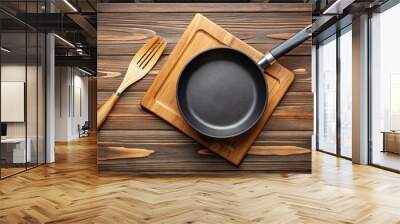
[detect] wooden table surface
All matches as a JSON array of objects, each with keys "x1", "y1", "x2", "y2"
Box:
[{"x1": 97, "y1": 3, "x2": 312, "y2": 174}]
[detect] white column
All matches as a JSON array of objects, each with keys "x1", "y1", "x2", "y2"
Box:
[
  {"x1": 352, "y1": 14, "x2": 369, "y2": 164},
  {"x1": 46, "y1": 32, "x2": 55, "y2": 163},
  {"x1": 45, "y1": 1, "x2": 56, "y2": 163},
  {"x1": 312, "y1": 45, "x2": 317, "y2": 150}
]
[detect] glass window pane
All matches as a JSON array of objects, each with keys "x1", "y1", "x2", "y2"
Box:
[
  {"x1": 1, "y1": 0, "x2": 46, "y2": 179},
  {"x1": 1, "y1": 9, "x2": 27, "y2": 177},
  {"x1": 317, "y1": 36, "x2": 337, "y2": 154},
  {"x1": 26, "y1": 0, "x2": 39, "y2": 169},
  {"x1": 38, "y1": 32, "x2": 45, "y2": 165},
  {"x1": 340, "y1": 27, "x2": 352, "y2": 158},
  {"x1": 27, "y1": 30, "x2": 38, "y2": 169},
  {"x1": 371, "y1": 3, "x2": 400, "y2": 171}
]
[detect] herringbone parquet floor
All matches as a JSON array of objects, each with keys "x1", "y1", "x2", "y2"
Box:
[{"x1": 1, "y1": 136, "x2": 400, "y2": 224}]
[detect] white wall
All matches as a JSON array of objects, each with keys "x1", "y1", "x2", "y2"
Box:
[
  {"x1": 55, "y1": 66, "x2": 69, "y2": 141},
  {"x1": 71, "y1": 73, "x2": 89, "y2": 138},
  {"x1": 1, "y1": 65, "x2": 28, "y2": 138},
  {"x1": 54, "y1": 67, "x2": 89, "y2": 141},
  {"x1": 1, "y1": 63, "x2": 46, "y2": 164}
]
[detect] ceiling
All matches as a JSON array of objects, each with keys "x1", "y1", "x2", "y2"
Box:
[
  {"x1": 0, "y1": 0, "x2": 96, "y2": 14},
  {"x1": 2, "y1": 0, "x2": 389, "y2": 71},
  {"x1": 0, "y1": 0, "x2": 96, "y2": 73}
]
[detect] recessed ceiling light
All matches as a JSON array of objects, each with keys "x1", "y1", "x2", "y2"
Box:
[
  {"x1": 323, "y1": 0, "x2": 355, "y2": 15},
  {"x1": 63, "y1": 0, "x2": 78, "y2": 12},
  {"x1": 78, "y1": 67, "x2": 94, "y2": 76},
  {"x1": 1, "y1": 47, "x2": 11, "y2": 53},
  {"x1": 54, "y1": 34, "x2": 75, "y2": 48}
]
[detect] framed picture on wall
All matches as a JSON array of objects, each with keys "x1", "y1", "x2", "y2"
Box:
[{"x1": 1, "y1": 81, "x2": 25, "y2": 122}]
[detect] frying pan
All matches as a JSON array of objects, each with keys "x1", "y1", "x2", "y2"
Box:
[{"x1": 177, "y1": 25, "x2": 311, "y2": 139}]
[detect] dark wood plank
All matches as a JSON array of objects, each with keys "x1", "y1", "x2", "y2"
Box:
[
  {"x1": 98, "y1": 3, "x2": 312, "y2": 13},
  {"x1": 97, "y1": 143, "x2": 311, "y2": 173},
  {"x1": 98, "y1": 12, "x2": 311, "y2": 45},
  {"x1": 98, "y1": 130, "x2": 312, "y2": 150},
  {"x1": 97, "y1": 133, "x2": 311, "y2": 173}
]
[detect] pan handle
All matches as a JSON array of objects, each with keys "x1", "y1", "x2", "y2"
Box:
[{"x1": 258, "y1": 25, "x2": 312, "y2": 69}]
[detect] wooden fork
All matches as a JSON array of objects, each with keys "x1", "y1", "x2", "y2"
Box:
[{"x1": 97, "y1": 36, "x2": 167, "y2": 129}]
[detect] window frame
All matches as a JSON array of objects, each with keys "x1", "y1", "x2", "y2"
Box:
[
  {"x1": 315, "y1": 22, "x2": 353, "y2": 160},
  {"x1": 367, "y1": 0, "x2": 400, "y2": 173},
  {"x1": 0, "y1": 0, "x2": 48, "y2": 180}
]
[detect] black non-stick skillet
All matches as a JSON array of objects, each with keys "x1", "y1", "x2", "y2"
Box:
[{"x1": 177, "y1": 25, "x2": 311, "y2": 139}]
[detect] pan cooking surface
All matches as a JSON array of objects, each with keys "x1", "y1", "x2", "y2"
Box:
[
  {"x1": 186, "y1": 60, "x2": 256, "y2": 127},
  {"x1": 177, "y1": 48, "x2": 267, "y2": 138}
]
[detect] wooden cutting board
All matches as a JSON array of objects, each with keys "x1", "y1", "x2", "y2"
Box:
[{"x1": 141, "y1": 14, "x2": 295, "y2": 165}]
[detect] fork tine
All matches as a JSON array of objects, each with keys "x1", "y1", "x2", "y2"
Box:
[
  {"x1": 125, "y1": 36, "x2": 160, "y2": 74},
  {"x1": 139, "y1": 40, "x2": 164, "y2": 69},
  {"x1": 137, "y1": 38, "x2": 162, "y2": 66},
  {"x1": 131, "y1": 36, "x2": 160, "y2": 64},
  {"x1": 141, "y1": 40, "x2": 167, "y2": 71}
]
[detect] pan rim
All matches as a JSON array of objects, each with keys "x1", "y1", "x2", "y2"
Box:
[{"x1": 176, "y1": 47, "x2": 268, "y2": 139}]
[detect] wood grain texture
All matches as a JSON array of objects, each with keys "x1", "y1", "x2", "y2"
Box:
[
  {"x1": 198, "y1": 146, "x2": 311, "y2": 156},
  {"x1": 97, "y1": 12, "x2": 310, "y2": 45},
  {"x1": 98, "y1": 3, "x2": 311, "y2": 13},
  {"x1": 97, "y1": 3, "x2": 312, "y2": 173},
  {"x1": 98, "y1": 147, "x2": 155, "y2": 161},
  {"x1": 141, "y1": 14, "x2": 295, "y2": 165}
]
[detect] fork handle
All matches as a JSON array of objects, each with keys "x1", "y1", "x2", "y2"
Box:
[{"x1": 97, "y1": 93, "x2": 120, "y2": 129}]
